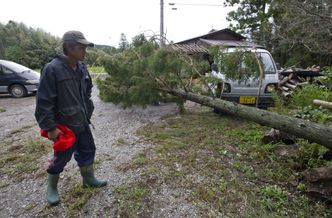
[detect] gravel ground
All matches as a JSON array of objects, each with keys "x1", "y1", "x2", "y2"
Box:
[{"x1": 0, "y1": 88, "x2": 199, "y2": 217}]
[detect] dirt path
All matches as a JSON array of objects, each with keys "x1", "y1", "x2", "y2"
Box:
[{"x1": 0, "y1": 88, "x2": 187, "y2": 217}]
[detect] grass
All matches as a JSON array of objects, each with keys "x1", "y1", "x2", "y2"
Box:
[
  {"x1": 64, "y1": 184, "x2": 100, "y2": 218},
  {"x1": 0, "y1": 106, "x2": 5, "y2": 113},
  {"x1": 114, "y1": 183, "x2": 151, "y2": 217},
  {"x1": 10, "y1": 124, "x2": 35, "y2": 135},
  {"x1": 114, "y1": 137, "x2": 127, "y2": 146},
  {"x1": 113, "y1": 108, "x2": 332, "y2": 217},
  {"x1": 0, "y1": 138, "x2": 51, "y2": 181}
]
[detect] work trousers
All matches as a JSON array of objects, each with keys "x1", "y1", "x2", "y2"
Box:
[{"x1": 47, "y1": 125, "x2": 96, "y2": 174}]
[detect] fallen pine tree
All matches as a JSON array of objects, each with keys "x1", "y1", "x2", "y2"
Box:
[
  {"x1": 97, "y1": 38, "x2": 332, "y2": 149},
  {"x1": 165, "y1": 88, "x2": 332, "y2": 149}
]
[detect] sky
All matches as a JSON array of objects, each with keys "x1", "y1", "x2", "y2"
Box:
[{"x1": 0, "y1": 0, "x2": 235, "y2": 47}]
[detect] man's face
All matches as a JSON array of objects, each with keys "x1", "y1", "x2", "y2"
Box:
[{"x1": 68, "y1": 44, "x2": 87, "y2": 61}]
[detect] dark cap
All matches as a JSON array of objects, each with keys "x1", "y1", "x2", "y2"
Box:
[{"x1": 62, "y1": 30, "x2": 94, "y2": 47}]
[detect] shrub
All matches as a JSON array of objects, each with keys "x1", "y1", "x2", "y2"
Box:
[{"x1": 290, "y1": 84, "x2": 332, "y2": 108}]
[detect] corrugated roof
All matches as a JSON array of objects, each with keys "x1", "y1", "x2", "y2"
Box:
[
  {"x1": 175, "y1": 28, "x2": 246, "y2": 44},
  {"x1": 199, "y1": 39, "x2": 264, "y2": 48},
  {"x1": 171, "y1": 43, "x2": 209, "y2": 53},
  {"x1": 171, "y1": 39, "x2": 264, "y2": 54}
]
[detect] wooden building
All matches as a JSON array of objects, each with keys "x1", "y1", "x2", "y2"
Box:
[{"x1": 172, "y1": 28, "x2": 263, "y2": 55}]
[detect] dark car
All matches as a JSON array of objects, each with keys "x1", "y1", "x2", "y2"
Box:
[{"x1": 0, "y1": 60, "x2": 40, "y2": 98}]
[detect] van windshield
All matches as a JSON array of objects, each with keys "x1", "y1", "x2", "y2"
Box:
[
  {"x1": 257, "y1": 52, "x2": 276, "y2": 74},
  {"x1": 215, "y1": 49, "x2": 276, "y2": 81}
]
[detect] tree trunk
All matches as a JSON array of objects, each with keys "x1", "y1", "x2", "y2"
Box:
[{"x1": 166, "y1": 88, "x2": 332, "y2": 148}]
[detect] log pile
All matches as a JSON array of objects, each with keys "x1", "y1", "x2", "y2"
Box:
[
  {"x1": 313, "y1": 99, "x2": 332, "y2": 111},
  {"x1": 277, "y1": 66, "x2": 322, "y2": 97}
]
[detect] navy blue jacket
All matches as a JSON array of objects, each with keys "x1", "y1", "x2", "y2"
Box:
[{"x1": 35, "y1": 55, "x2": 94, "y2": 134}]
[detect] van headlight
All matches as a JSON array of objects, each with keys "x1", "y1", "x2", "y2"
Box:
[
  {"x1": 265, "y1": 84, "x2": 277, "y2": 93},
  {"x1": 223, "y1": 83, "x2": 231, "y2": 93}
]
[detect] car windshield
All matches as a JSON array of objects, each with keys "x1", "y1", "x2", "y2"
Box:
[{"x1": 0, "y1": 61, "x2": 31, "y2": 73}]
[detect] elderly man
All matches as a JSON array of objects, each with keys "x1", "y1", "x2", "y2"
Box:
[{"x1": 35, "y1": 30, "x2": 107, "y2": 206}]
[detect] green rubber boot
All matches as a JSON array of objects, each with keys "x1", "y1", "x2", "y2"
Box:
[
  {"x1": 47, "y1": 174, "x2": 60, "y2": 206},
  {"x1": 79, "y1": 165, "x2": 107, "y2": 188}
]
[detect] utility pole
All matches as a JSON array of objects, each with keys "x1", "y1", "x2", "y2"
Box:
[{"x1": 160, "y1": 0, "x2": 165, "y2": 47}]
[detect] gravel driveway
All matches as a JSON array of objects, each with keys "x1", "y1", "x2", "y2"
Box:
[{"x1": 0, "y1": 88, "x2": 185, "y2": 217}]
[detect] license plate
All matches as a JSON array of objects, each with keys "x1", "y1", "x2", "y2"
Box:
[{"x1": 239, "y1": 96, "x2": 256, "y2": 104}]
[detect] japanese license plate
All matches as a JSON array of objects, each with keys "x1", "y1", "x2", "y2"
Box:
[{"x1": 239, "y1": 96, "x2": 256, "y2": 104}]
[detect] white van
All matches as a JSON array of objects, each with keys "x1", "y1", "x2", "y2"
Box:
[{"x1": 209, "y1": 47, "x2": 279, "y2": 109}]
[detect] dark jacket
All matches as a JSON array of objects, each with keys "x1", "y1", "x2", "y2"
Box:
[{"x1": 35, "y1": 55, "x2": 94, "y2": 134}]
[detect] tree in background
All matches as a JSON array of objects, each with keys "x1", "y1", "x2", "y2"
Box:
[
  {"x1": 0, "y1": 21, "x2": 60, "y2": 69},
  {"x1": 271, "y1": 0, "x2": 332, "y2": 66},
  {"x1": 224, "y1": 0, "x2": 332, "y2": 67},
  {"x1": 224, "y1": 0, "x2": 273, "y2": 49},
  {"x1": 0, "y1": 21, "x2": 116, "y2": 69},
  {"x1": 118, "y1": 33, "x2": 129, "y2": 52}
]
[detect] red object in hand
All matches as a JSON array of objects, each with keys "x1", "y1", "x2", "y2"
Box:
[{"x1": 40, "y1": 124, "x2": 76, "y2": 152}]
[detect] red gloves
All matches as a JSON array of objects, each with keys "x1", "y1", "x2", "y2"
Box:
[{"x1": 40, "y1": 124, "x2": 76, "y2": 152}]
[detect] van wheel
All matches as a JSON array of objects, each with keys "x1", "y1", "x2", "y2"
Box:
[{"x1": 9, "y1": 84, "x2": 27, "y2": 98}]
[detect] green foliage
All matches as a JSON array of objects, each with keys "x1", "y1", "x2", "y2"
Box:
[
  {"x1": 257, "y1": 185, "x2": 289, "y2": 215},
  {"x1": 298, "y1": 140, "x2": 329, "y2": 168},
  {"x1": 272, "y1": 83, "x2": 332, "y2": 125},
  {"x1": 290, "y1": 84, "x2": 332, "y2": 108},
  {"x1": 318, "y1": 66, "x2": 332, "y2": 90},
  {"x1": 97, "y1": 35, "x2": 209, "y2": 109},
  {"x1": 224, "y1": 0, "x2": 273, "y2": 48},
  {"x1": 0, "y1": 20, "x2": 116, "y2": 69},
  {"x1": 294, "y1": 106, "x2": 331, "y2": 124},
  {"x1": 97, "y1": 35, "x2": 269, "y2": 109},
  {"x1": 224, "y1": 1, "x2": 332, "y2": 67},
  {"x1": 215, "y1": 48, "x2": 261, "y2": 82},
  {"x1": 0, "y1": 21, "x2": 61, "y2": 68},
  {"x1": 88, "y1": 65, "x2": 105, "y2": 73}
]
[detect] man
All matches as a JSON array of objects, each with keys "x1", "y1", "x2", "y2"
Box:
[{"x1": 35, "y1": 30, "x2": 107, "y2": 206}]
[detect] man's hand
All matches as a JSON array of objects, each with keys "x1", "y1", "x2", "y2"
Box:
[{"x1": 48, "y1": 128, "x2": 62, "y2": 142}]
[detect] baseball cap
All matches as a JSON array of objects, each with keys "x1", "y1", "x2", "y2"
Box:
[{"x1": 62, "y1": 30, "x2": 94, "y2": 47}]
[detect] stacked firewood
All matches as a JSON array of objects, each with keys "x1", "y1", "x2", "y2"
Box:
[{"x1": 277, "y1": 66, "x2": 322, "y2": 97}]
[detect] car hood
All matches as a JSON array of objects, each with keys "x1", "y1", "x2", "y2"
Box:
[{"x1": 18, "y1": 70, "x2": 40, "y2": 80}]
